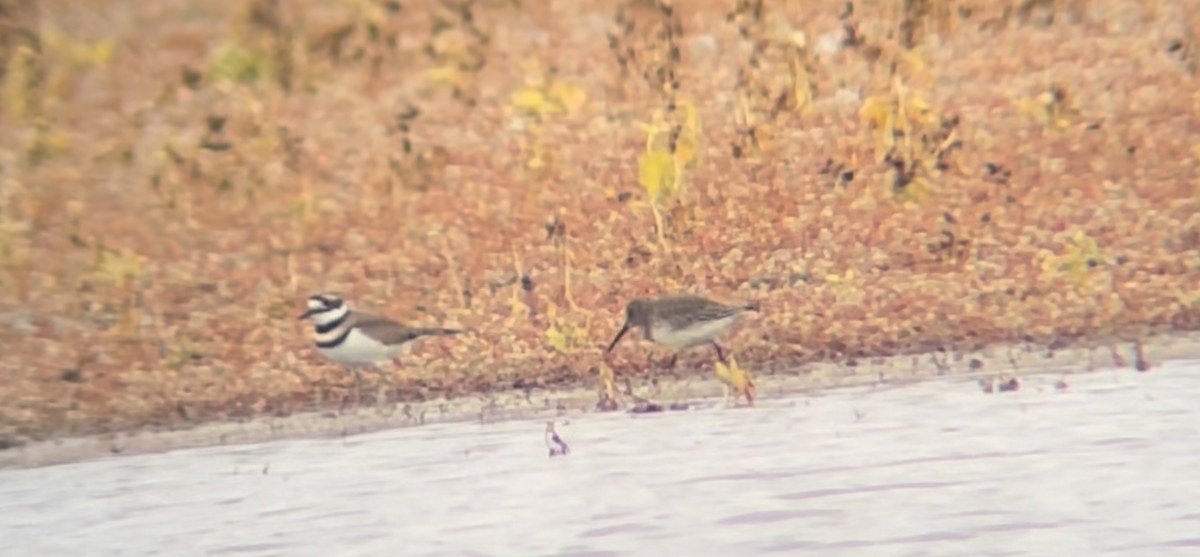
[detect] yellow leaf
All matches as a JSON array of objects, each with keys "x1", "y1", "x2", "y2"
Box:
[
  {"x1": 638, "y1": 151, "x2": 676, "y2": 204},
  {"x1": 549, "y1": 81, "x2": 587, "y2": 114},
  {"x1": 41, "y1": 28, "x2": 114, "y2": 69},
  {"x1": 1018, "y1": 97, "x2": 1045, "y2": 125},
  {"x1": 89, "y1": 40, "x2": 116, "y2": 67},
  {"x1": 3, "y1": 45, "x2": 38, "y2": 120},
  {"x1": 343, "y1": 0, "x2": 387, "y2": 27},
  {"x1": 426, "y1": 64, "x2": 463, "y2": 87},
  {"x1": 897, "y1": 49, "x2": 932, "y2": 84},
  {"x1": 546, "y1": 325, "x2": 569, "y2": 353},
  {"x1": 675, "y1": 137, "x2": 696, "y2": 169},
  {"x1": 288, "y1": 192, "x2": 320, "y2": 221},
  {"x1": 22, "y1": 120, "x2": 72, "y2": 164},
  {"x1": 598, "y1": 364, "x2": 616, "y2": 398},
  {"x1": 207, "y1": 42, "x2": 271, "y2": 83},
  {"x1": 715, "y1": 356, "x2": 756, "y2": 404},
  {"x1": 637, "y1": 113, "x2": 671, "y2": 153},
  {"x1": 860, "y1": 94, "x2": 896, "y2": 162},
  {"x1": 94, "y1": 248, "x2": 145, "y2": 285},
  {"x1": 511, "y1": 86, "x2": 553, "y2": 114},
  {"x1": 859, "y1": 95, "x2": 893, "y2": 130},
  {"x1": 1039, "y1": 251, "x2": 1062, "y2": 274},
  {"x1": 506, "y1": 296, "x2": 527, "y2": 321},
  {"x1": 896, "y1": 175, "x2": 934, "y2": 204},
  {"x1": 683, "y1": 100, "x2": 700, "y2": 134}
]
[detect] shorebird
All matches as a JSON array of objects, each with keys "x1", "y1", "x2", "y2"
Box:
[
  {"x1": 545, "y1": 421, "x2": 570, "y2": 457},
  {"x1": 606, "y1": 294, "x2": 759, "y2": 368},
  {"x1": 298, "y1": 293, "x2": 461, "y2": 401}
]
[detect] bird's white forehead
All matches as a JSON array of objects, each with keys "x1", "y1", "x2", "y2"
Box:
[{"x1": 307, "y1": 298, "x2": 326, "y2": 309}]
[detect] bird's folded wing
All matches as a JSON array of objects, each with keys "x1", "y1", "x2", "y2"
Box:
[
  {"x1": 352, "y1": 313, "x2": 430, "y2": 345},
  {"x1": 662, "y1": 298, "x2": 745, "y2": 326}
]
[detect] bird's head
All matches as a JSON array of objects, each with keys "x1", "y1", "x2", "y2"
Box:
[
  {"x1": 606, "y1": 298, "x2": 651, "y2": 354},
  {"x1": 298, "y1": 293, "x2": 346, "y2": 323}
]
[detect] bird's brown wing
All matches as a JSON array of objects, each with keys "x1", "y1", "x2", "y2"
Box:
[
  {"x1": 353, "y1": 312, "x2": 461, "y2": 346},
  {"x1": 658, "y1": 295, "x2": 749, "y2": 328}
]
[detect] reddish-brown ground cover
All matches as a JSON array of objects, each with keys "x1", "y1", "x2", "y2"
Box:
[{"x1": 1, "y1": 0, "x2": 1198, "y2": 446}]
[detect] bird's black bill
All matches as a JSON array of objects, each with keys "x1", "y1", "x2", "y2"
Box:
[
  {"x1": 298, "y1": 308, "x2": 319, "y2": 320},
  {"x1": 606, "y1": 323, "x2": 631, "y2": 353}
]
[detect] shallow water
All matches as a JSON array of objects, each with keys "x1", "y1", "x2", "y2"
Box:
[{"x1": 1, "y1": 361, "x2": 1198, "y2": 557}]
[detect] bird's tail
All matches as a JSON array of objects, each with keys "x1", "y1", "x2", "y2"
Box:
[
  {"x1": 743, "y1": 302, "x2": 762, "y2": 312},
  {"x1": 415, "y1": 327, "x2": 463, "y2": 337}
]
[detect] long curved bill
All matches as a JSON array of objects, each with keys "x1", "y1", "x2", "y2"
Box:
[{"x1": 606, "y1": 322, "x2": 631, "y2": 353}]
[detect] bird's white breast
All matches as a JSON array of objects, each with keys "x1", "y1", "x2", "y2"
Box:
[
  {"x1": 318, "y1": 328, "x2": 412, "y2": 367},
  {"x1": 650, "y1": 314, "x2": 740, "y2": 349}
]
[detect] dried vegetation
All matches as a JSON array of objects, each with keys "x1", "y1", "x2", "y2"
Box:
[{"x1": 1, "y1": 0, "x2": 1199, "y2": 445}]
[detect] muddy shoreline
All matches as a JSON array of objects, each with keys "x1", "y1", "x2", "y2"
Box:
[
  {"x1": 3, "y1": 332, "x2": 1198, "y2": 471},
  {"x1": 5, "y1": 0, "x2": 1198, "y2": 471}
]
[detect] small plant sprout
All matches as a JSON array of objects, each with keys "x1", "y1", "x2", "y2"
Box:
[
  {"x1": 859, "y1": 76, "x2": 959, "y2": 204},
  {"x1": 543, "y1": 217, "x2": 594, "y2": 355},
  {"x1": 384, "y1": 106, "x2": 451, "y2": 194},
  {"x1": 207, "y1": 41, "x2": 273, "y2": 85},
  {"x1": 24, "y1": 121, "x2": 72, "y2": 166},
  {"x1": 510, "y1": 59, "x2": 588, "y2": 119},
  {"x1": 610, "y1": 0, "x2": 695, "y2": 249},
  {"x1": 715, "y1": 356, "x2": 756, "y2": 406},
  {"x1": 4, "y1": 26, "x2": 114, "y2": 121},
  {"x1": 544, "y1": 312, "x2": 591, "y2": 355},
  {"x1": 860, "y1": 77, "x2": 936, "y2": 163},
  {"x1": 0, "y1": 220, "x2": 32, "y2": 300},
  {"x1": 307, "y1": 0, "x2": 405, "y2": 90},
  {"x1": 90, "y1": 246, "x2": 147, "y2": 339},
  {"x1": 785, "y1": 30, "x2": 817, "y2": 118},
  {"x1": 1040, "y1": 230, "x2": 1105, "y2": 290},
  {"x1": 38, "y1": 27, "x2": 115, "y2": 99},
  {"x1": 206, "y1": 0, "x2": 310, "y2": 90},
  {"x1": 422, "y1": 0, "x2": 491, "y2": 107},
  {"x1": 543, "y1": 283, "x2": 593, "y2": 356},
  {"x1": 508, "y1": 59, "x2": 588, "y2": 171},
  {"x1": 726, "y1": 2, "x2": 817, "y2": 158},
  {"x1": 898, "y1": 0, "x2": 958, "y2": 49},
  {"x1": 637, "y1": 137, "x2": 677, "y2": 250},
  {"x1": 635, "y1": 101, "x2": 700, "y2": 250},
  {"x1": 596, "y1": 363, "x2": 620, "y2": 410},
  {"x1": 1019, "y1": 84, "x2": 1081, "y2": 130},
  {"x1": 2, "y1": 44, "x2": 39, "y2": 121}
]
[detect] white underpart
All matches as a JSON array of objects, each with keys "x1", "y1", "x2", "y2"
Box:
[
  {"x1": 649, "y1": 314, "x2": 741, "y2": 349},
  {"x1": 317, "y1": 328, "x2": 415, "y2": 368},
  {"x1": 545, "y1": 429, "x2": 568, "y2": 455}
]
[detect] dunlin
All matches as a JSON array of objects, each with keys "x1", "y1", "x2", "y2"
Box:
[{"x1": 606, "y1": 294, "x2": 759, "y2": 367}]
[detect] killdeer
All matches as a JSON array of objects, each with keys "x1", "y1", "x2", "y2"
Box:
[
  {"x1": 606, "y1": 294, "x2": 759, "y2": 368},
  {"x1": 545, "y1": 421, "x2": 570, "y2": 457},
  {"x1": 298, "y1": 293, "x2": 462, "y2": 398}
]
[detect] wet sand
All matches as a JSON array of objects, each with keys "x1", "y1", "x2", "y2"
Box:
[
  {"x1": 3, "y1": 355, "x2": 1199, "y2": 556},
  {"x1": 2, "y1": 332, "x2": 1198, "y2": 471}
]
